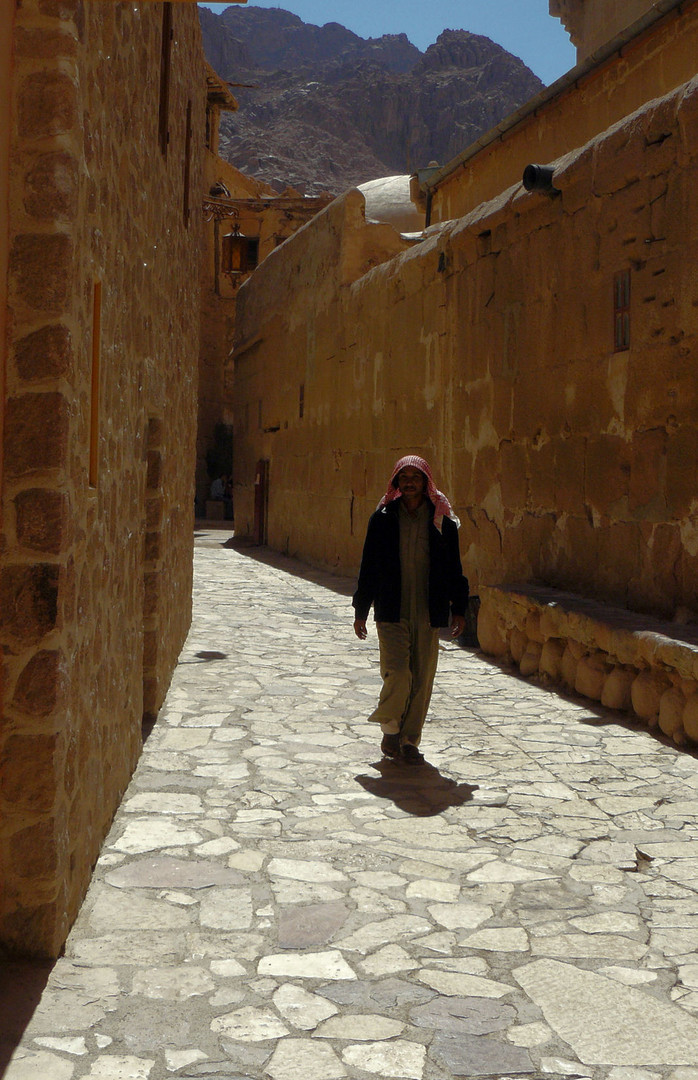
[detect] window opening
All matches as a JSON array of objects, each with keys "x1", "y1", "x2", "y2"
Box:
[
  {"x1": 158, "y1": 3, "x2": 173, "y2": 157},
  {"x1": 183, "y1": 98, "x2": 192, "y2": 226},
  {"x1": 614, "y1": 269, "x2": 631, "y2": 351},
  {"x1": 89, "y1": 281, "x2": 102, "y2": 488}
]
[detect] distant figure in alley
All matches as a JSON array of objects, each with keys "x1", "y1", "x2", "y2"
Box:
[{"x1": 353, "y1": 455, "x2": 469, "y2": 764}]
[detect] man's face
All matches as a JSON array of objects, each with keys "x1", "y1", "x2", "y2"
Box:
[{"x1": 397, "y1": 468, "x2": 426, "y2": 499}]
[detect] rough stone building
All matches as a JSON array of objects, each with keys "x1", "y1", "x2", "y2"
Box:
[
  {"x1": 231, "y1": 1, "x2": 698, "y2": 735},
  {"x1": 0, "y1": 0, "x2": 242, "y2": 959},
  {"x1": 197, "y1": 73, "x2": 331, "y2": 515}
]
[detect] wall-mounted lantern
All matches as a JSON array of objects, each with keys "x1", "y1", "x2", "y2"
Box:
[{"x1": 221, "y1": 225, "x2": 259, "y2": 279}]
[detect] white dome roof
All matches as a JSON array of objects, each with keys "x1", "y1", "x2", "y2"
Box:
[{"x1": 357, "y1": 175, "x2": 425, "y2": 233}]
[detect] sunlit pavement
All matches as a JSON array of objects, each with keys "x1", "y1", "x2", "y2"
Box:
[{"x1": 4, "y1": 527, "x2": 698, "y2": 1080}]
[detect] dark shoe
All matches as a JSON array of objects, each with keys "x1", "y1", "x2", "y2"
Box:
[
  {"x1": 401, "y1": 744, "x2": 424, "y2": 765},
  {"x1": 380, "y1": 733, "x2": 400, "y2": 758}
]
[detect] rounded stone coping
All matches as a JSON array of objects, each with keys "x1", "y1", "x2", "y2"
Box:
[{"x1": 480, "y1": 584, "x2": 698, "y2": 680}]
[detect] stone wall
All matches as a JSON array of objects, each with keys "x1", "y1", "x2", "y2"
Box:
[
  {"x1": 431, "y1": 5, "x2": 698, "y2": 224},
  {"x1": 197, "y1": 149, "x2": 331, "y2": 512},
  {"x1": 232, "y1": 189, "x2": 411, "y2": 560},
  {"x1": 550, "y1": 0, "x2": 663, "y2": 60},
  {"x1": 232, "y1": 76, "x2": 698, "y2": 624},
  {"x1": 1, "y1": 0, "x2": 205, "y2": 957},
  {"x1": 0, "y1": 4, "x2": 12, "y2": 619}
]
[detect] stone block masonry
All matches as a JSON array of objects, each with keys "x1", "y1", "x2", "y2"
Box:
[
  {"x1": 1, "y1": 1, "x2": 206, "y2": 957},
  {"x1": 232, "y1": 73, "x2": 698, "y2": 628}
]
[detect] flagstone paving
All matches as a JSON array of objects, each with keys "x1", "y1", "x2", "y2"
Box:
[{"x1": 4, "y1": 528, "x2": 698, "y2": 1079}]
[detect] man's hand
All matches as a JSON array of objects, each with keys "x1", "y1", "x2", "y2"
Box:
[
  {"x1": 354, "y1": 619, "x2": 368, "y2": 640},
  {"x1": 450, "y1": 615, "x2": 466, "y2": 639}
]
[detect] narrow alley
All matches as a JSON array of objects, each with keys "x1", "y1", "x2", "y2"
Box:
[{"x1": 3, "y1": 528, "x2": 698, "y2": 1080}]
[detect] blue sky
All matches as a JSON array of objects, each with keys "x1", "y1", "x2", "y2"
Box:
[{"x1": 198, "y1": 1, "x2": 577, "y2": 86}]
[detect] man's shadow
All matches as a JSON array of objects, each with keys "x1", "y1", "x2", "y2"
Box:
[{"x1": 355, "y1": 758, "x2": 478, "y2": 817}]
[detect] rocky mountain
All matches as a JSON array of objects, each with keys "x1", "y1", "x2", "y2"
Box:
[{"x1": 199, "y1": 5, "x2": 544, "y2": 196}]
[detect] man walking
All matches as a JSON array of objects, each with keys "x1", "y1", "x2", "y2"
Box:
[{"x1": 353, "y1": 455, "x2": 468, "y2": 764}]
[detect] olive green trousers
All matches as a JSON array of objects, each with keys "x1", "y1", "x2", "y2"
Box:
[{"x1": 367, "y1": 618, "x2": 440, "y2": 746}]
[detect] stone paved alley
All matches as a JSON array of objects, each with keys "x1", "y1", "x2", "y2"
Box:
[{"x1": 4, "y1": 528, "x2": 698, "y2": 1080}]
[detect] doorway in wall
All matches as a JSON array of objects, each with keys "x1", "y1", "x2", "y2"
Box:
[
  {"x1": 143, "y1": 416, "x2": 163, "y2": 727},
  {"x1": 253, "y1": 459, "x2": 268, "y2": 545}
]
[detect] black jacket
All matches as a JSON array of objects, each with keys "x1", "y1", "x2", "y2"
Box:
[{"x1": 352, "y1": 499, "x2": 469, "y2": 627}]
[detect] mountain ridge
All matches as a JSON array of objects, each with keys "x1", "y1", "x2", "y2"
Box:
[{"x1": 199, "y1": 6, "x2": 544, "y2": 196}]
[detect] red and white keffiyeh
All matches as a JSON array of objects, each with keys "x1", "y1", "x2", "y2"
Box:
[{"x1": 377, "y1": 455, "x2": 460, "y2": 532}]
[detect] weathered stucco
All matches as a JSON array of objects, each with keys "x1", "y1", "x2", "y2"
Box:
[
  {"x1": 1, "y1": 0, "x2": 205, "y2": 957},
  {"x1": 232, "y1": 75, "x2": 698, "y2": 625}
]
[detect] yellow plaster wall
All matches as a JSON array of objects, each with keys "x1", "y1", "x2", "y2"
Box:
[
  {"x1": 233, "y1": 190, "x2": 411, "y2": 555},
  {"x1": 233, "y1": 75, "x2": 698, "y2": 621},
  {"x1": 1, "y1": 0, "x2": 205, "y2": 957},
  {"x1": 432, "y1": 5, "x2": 698, "y2": 224}
]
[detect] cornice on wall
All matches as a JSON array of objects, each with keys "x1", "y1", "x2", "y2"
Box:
[{"x1": 549, "y1": 0, "x2": 584, "y2": 49}]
